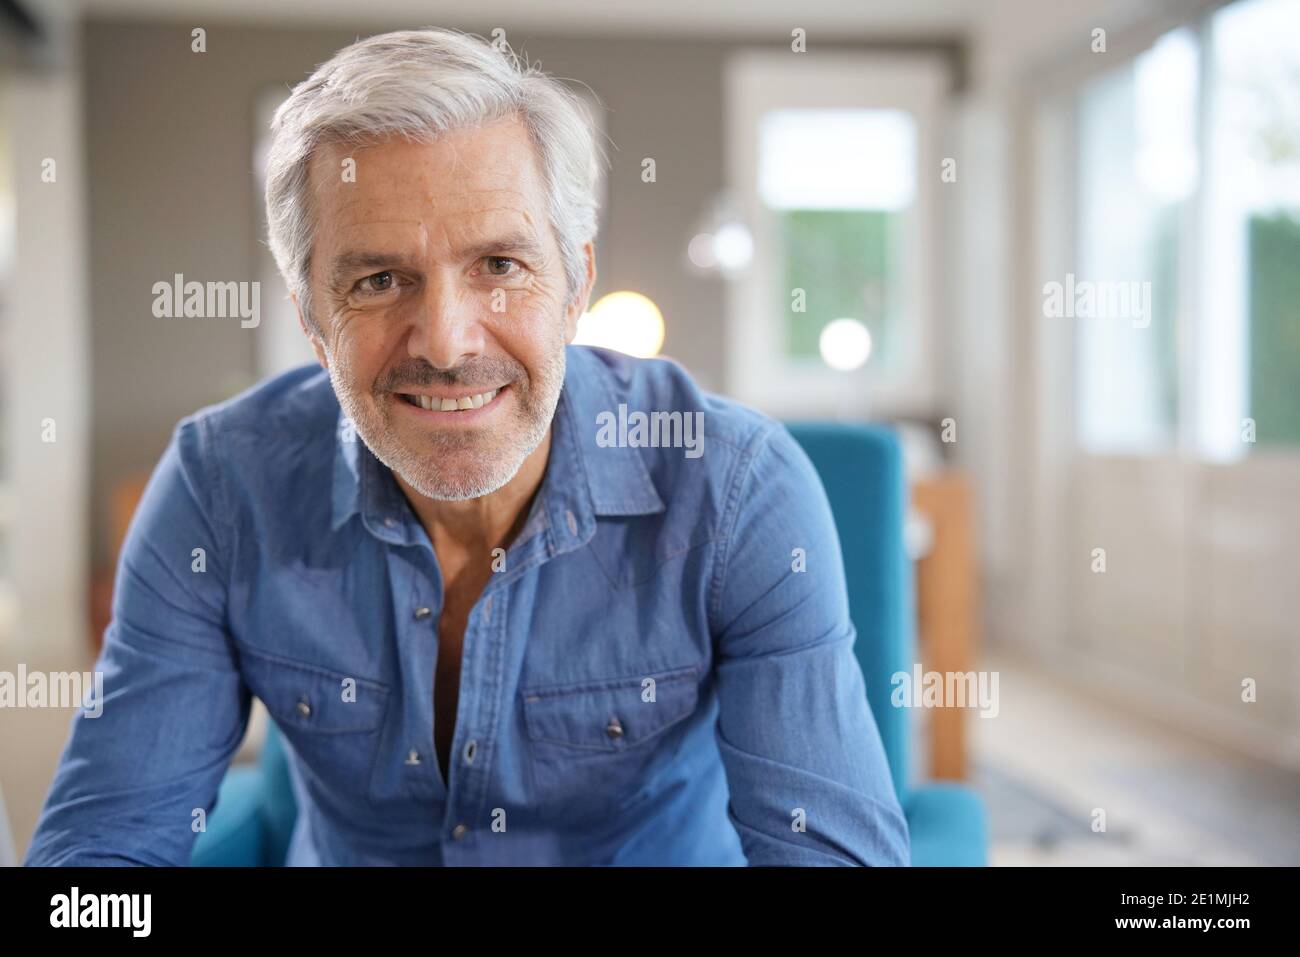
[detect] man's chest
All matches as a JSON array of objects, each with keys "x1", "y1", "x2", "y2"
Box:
[{"x1": 230, "y1": 534, "x2": 719, "y2": 809}]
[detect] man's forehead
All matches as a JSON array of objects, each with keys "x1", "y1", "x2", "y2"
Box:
[
  {"x1": 308, "y1": 132, "x2": 546, "y2": 246},
  {"x1": 317, "y1": 169, "x2": 539, "y2": 220},
  {"x1": 317, "y1": 217, "x2": 543, "y2": 269},
  {"x1": 309, "y1": 120, "x2": 541, "y2": 193}
]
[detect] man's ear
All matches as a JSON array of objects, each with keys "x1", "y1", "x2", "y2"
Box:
[
  {"x1": 293, "y1": 293, "x2": 329, "y2": 369},
  {"x1": 563, "y1": 241, "x2": 597, "y2": 344}
]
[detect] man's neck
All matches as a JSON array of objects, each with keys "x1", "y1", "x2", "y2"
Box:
[{"x1": 394, "y1": 428, "x2": 553, "y2": 560}]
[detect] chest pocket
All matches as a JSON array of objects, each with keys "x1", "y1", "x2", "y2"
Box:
[
  {"x1": 241, "y1": 648, "x2": 390, "y2": 805},
  {"x1": 521, "y1": 665, "x2": 700, "y2": 813}
]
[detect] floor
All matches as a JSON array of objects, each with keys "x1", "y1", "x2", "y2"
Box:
[{"x1": 961, "y1": 651, "x2": 1300, "y2": 866}]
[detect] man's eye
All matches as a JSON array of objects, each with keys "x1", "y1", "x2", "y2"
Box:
[
  {"x1": 484, "y1": 256, "x2": 518, "y2": 277},
  {"x1": 356, "y1": 271, "x2": 395, "y2": 294}
]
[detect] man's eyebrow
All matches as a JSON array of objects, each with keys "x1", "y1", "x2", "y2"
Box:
[
  {"x1": 459, "y1": 231, "x2": 546, "y2": 262},
  {"x1": 327, "y1": 232, "x2": 546, "y2": 280},
  {"x1": 328, "y1": 251, "x2": 419, "y2": 279}
]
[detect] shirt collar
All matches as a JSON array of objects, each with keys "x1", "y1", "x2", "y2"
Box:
[{"x1": 330, "y1": 345, "x2": 664, "y2": 547}]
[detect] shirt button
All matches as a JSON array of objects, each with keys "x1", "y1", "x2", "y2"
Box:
[
  {"x1": 463, "y1": 739, "x2": 478, "y2": 764},
  {"x1": 451, "y1": 823, "x2": 469, "y2": 841},
  {"x1": 605, "y1": 717, "x2": 624, "y2": 740},
  {"x1": 296, "y1": 698, "x2": 312, "y2": 718},
  {"x1": 383, "y1": 517, "x2": 397, "y2": 529},
  {"x1": 404, "y1": 749, "x2": 421, "y2": 766},
  {"x1": 414, "y1": 606, "x2": 432, "y2": 621}
]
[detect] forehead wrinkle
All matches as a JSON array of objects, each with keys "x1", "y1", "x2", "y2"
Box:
[
  {"x1": 324, "y1": 220, "x2": 429, "y2": 258},
  {"x1": 326, "y1": 221, "x2": 548, "y2": 281}
]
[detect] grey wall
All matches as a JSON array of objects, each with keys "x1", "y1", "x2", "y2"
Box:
[{"x1": 82, "y1": 17, "x2": 961, "y2": 564}]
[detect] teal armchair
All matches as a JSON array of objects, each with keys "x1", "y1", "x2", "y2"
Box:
[
  {"x1": 190, "y1": 717, "x2": 296, "y2": 867},
  {"x1": 786, "y1": 422, "x2": 987, "y2": 866}
]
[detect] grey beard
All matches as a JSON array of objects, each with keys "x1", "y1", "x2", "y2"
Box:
[{"x1": 332, "y1": 346, "x2": 566, "y2": 502}]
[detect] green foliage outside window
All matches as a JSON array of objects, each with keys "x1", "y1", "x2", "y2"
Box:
[
  {"x1": 1248, "y1": 211, "x2": 1300, "y2": 446},
  {"x1": 780, "y1": 209, "x2": 900, "y2": 363}
]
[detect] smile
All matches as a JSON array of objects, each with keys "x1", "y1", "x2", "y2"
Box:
[{"x1": 396, "y1": 386, "x2": 505, "y2": 413}]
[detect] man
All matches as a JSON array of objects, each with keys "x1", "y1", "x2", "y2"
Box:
[{"x1": 26, "y1": 28, "x2": 908, "y2": 866}]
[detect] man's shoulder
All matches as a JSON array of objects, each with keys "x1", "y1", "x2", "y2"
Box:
[
  {"x1": 181, "y1": 363, "x2": 335, "y2": 434},
  {"x1": 570, "y1": 345, "x2": 781, "y2": 459},
  {"x1": 177, "y1": 363, "x2": 339, "y2": 469}
]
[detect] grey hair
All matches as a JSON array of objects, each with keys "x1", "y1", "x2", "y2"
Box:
[{"x1": 265, "y1": 28, "x2": 606, "y2": 328}]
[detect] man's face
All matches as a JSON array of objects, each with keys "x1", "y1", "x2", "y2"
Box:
[{"x1": 300, "y1": 117, "x2": 593, "y2": 501}]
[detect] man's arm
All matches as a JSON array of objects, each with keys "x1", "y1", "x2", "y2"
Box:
[
  {"x1": 710, "y1": 423, "x2": 910, "y2": 866},
  {"x1": 24, "y1": 416, "x2": 251, "y2": 866}
]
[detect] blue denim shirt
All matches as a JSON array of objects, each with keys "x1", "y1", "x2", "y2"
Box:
[{"x1": 25, "y1": 345, "x2": 908, "y2": 866}]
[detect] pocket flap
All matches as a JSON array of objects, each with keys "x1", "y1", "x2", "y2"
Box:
[
  {"x1": 245, "y1": 649, "x2": 389, "y2": 734},
  {"x1": 522, "y1": 666, "x2": 699, "y2": 752}
]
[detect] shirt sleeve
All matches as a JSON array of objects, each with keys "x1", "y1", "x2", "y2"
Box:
[
  {"x1": 709, "y1": 423, "x2": 910, "y2": 866},
  {"x1": 23, "y1": 416, "x2": 251, "y2": 866}
]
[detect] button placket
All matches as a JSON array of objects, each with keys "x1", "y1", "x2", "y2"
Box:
[
  {"x1": 444, "y1": 590, "x2": 505, "y2": 848},
  {"x1": 357, "y1": 533, "x2": 443, "y2": 815},
  {"x1": 411, "y1": 595, "x2": 435, "y2": 777}
]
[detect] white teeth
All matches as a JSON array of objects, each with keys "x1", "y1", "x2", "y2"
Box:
[{"x1": 407, "y1": 388, "x2": 501, "y2": 411}]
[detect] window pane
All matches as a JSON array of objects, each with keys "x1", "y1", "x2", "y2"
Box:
[
  {"x1": 758, "y1": 109, "x2": 915, "y2": 368},
  {"x1": 779, "y1": 209, "x2": 901, "y2": 362},
  {"x1": 1075, "y1": 29, "x2": 1197, "y2": 453},
  {"x1": 0, "y1": 72, "x2": 11, "y2": 583},
  {"x1": 1247, "y1": 213, "x2": 1300, "y2": 445},
  {"x1": 1204, "y1": 0, "x2": 1300, "y2": 453}
]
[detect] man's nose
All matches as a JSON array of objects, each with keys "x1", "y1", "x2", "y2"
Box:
[{"x1": 408, "y1": 278, "x2": 485, "y2": 370}]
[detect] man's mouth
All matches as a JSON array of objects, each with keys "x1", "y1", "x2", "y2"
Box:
[{"x1": 396, "y1": 387, "x2": 503, "y2": 412}]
